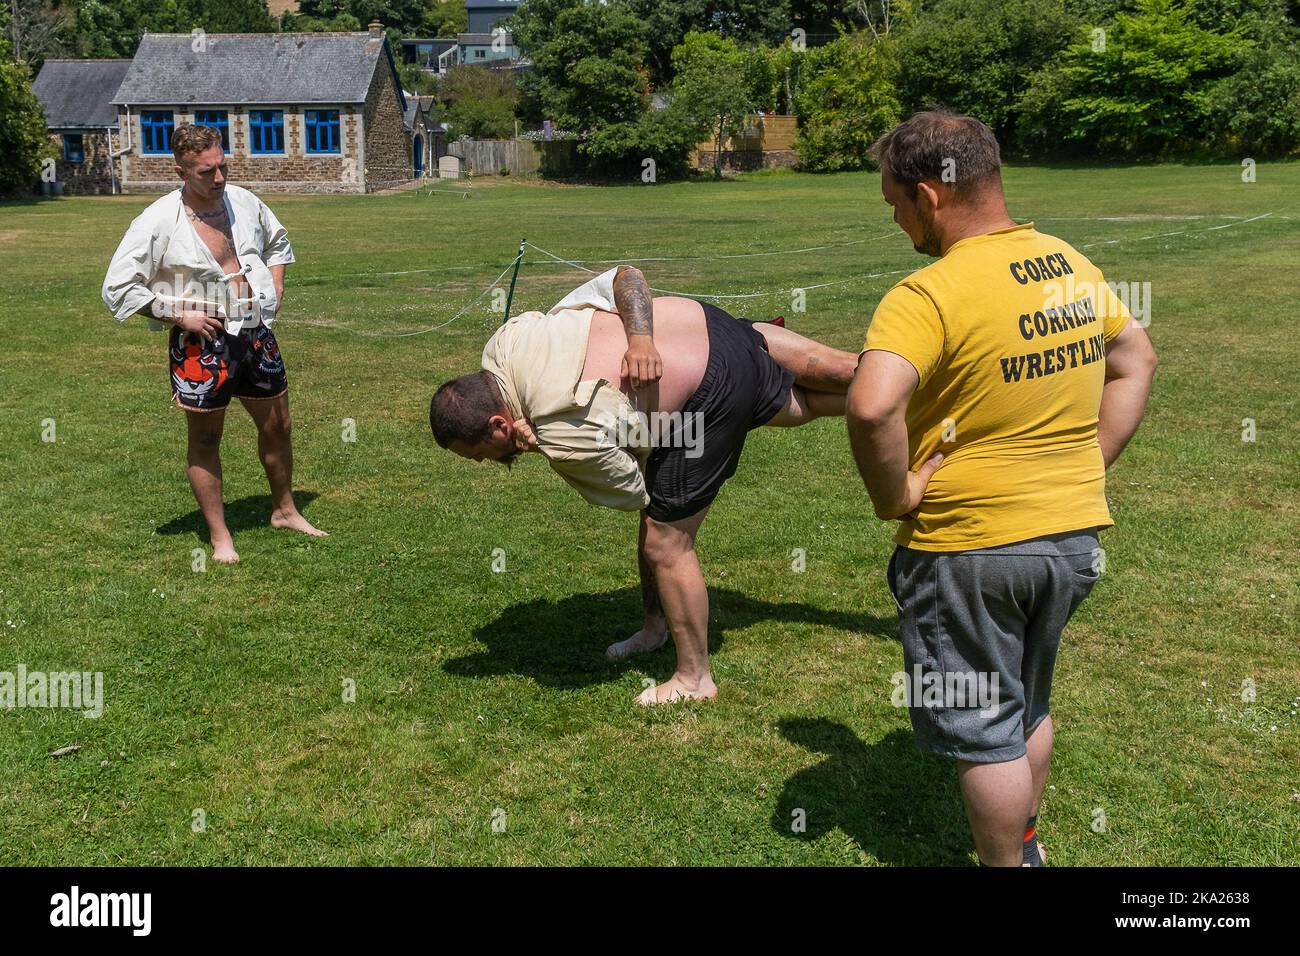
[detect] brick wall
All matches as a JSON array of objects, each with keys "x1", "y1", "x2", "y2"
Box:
[
  {"x1": 48, "y1": 130, "x2": 118, "y2": 195},
  {"x1": 118, "y1": 104, "x2": 367, "y2": 195},
  {"x1": 361, "y1": 44, "x2": 413, "y2": 192}
]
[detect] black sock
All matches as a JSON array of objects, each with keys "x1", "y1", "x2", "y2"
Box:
[{"x1": 1023, "y1": 814, "x2": 1043, "y2": 866}]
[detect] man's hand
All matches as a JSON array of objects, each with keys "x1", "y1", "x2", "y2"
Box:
[
  {"x1": 880, "y1": 452, "x2": 944, "y2": 521},
  {"x1": 177, "y1": 311, "x2": 225, "y2": 342},
  {"x1": 622, "y1": 334, "x2": 663, "y2": 390},
  {"x1": 612, "y1": 266, "x2": 662, "y2": 389}
]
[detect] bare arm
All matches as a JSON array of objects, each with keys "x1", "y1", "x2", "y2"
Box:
[
  {"x1": 270, "y1": 263, "x2": 285, "y2": 307},
  {"x1": 847, "y1": 351, "x2": 943, "y2": 520},
  {"x1": 612, "y1": 265, "x2": 662, "y2": 389},
  {"x1": 1098, "y1": 320, "x2": 1158, "y2": 468}
]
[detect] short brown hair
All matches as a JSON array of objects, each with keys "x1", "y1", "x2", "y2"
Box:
[
  {"x1": 172, "y1": 123, "x2": 223, "y2": 163},
  {"x1": 429, "y1": 371, "x2": 506, "y2": 448},
  {"x1": 869, "y1": 110, "x2": 1002, "y2": 199}
]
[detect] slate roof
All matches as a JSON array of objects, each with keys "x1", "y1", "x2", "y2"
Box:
[
  {"x1": 32, "y1": 59, "x2": 131, "y2": 129},
  {"x1": 403, "y1": 95, "x2": 439, "y2": 131},
  {"x1": 112, "y1": 32, "x2": 398, "y2": 106}
]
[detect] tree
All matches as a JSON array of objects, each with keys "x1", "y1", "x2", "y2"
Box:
[
  {"x1": 517, "y1": 0, "x2": 649, "y2": 133},
  {"x1": 0, "y1": 31, "x2": 53, "y2": 194},
  {"x1": 419, "y1": 0, "x2": 466, "y2": 36},
  {"x1": 7, "y1": 0, "x2": 67, "y2": 64},
  {"x1": 441, "y1": 65, "x2": 518, "y2": 139},
  {"x1": 792, "y1": 30, "x2": 902, "y2": 172},
  {"x1": 896, "y1": 0, "x2": 1079, "y2": 141},
  {"x1": 1016, "y1": 0, "x2": 1249, "y2": 158},
  {"x1": 670, "y1": 31, "x2": 755, "y2": 179}
]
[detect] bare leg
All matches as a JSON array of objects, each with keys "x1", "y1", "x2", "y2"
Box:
[
  {"x1": 957, "y1": 756, "x2": 1035, "y2": 867},
  {"x1": 607, "y1": 512, "x2": 670, "y2": 661},
  {"x1": 185, "y1": 408, "x2": 238, "y2": 563},
  {"x1": 754, "y1": 323, "x2": 858, "y2": 393},
  {"x1": 239, "y1": 393, "x2": 327, "y2": 537},
  {"x1": 1025, "y1": 716, "x2": 1053, "y2": 863},
  {"x1": 765, "y1": 384, "x2": 846, "y2": 427},
  {"x1": 635, "y1": 507, "x2": 716, "y2": 705}
]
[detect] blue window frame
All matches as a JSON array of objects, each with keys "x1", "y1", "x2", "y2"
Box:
[
  {"x1": 63, "y1": 134, "x2": 84, "y2": 162},
  {"x1": 305, "y1": 110, "x2": 341, "y2": 154},
  {"x1": 141, "y1": 111, "x2": 173, "y2": 154},
  {"x1": 194, "y1": 110, "x2": 230, "y2": 151},
  {"x1": 249, "y1": 110, "x2": 284, "y2": 154}
]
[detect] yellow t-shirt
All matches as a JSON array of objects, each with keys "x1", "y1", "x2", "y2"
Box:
[{"x1": 863, "y1": 222, "x2": 1132, "y2": 552}]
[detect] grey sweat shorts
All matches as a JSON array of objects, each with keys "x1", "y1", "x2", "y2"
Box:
[{"x1": 886, "y1": 528, "x2": 1101, "y2": 763}]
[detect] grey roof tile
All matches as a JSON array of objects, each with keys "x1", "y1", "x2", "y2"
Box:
[
  {"x1": 113, "y1": 33, "x2": 388, "y2": 106},
  {"x1": 33, "y1": 59, "x2": 131, "y2": 129}
]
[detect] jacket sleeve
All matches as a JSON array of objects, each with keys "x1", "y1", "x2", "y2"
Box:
[
  {"x1": 101, "y1": 215, "x2": 167, "y2": 322},
  {"x1": 258, "y1": 198, "x2": 295, "y2": 267}
]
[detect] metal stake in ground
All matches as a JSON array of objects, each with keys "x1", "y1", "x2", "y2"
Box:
[{"x1": 503, "y1": 238, "x2": 525, "y2": 324}]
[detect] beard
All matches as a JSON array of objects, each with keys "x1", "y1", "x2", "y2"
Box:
[{"x1": 913, "y1": 218, "x2": 942, "y2": 258}]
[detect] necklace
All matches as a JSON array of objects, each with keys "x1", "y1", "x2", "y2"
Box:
[{"x1": 187, "y1": 205, "x2": 227, "y2": 223}]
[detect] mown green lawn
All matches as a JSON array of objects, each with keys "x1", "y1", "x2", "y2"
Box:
[{"x1": 0, "y1": 163, "x2": 1295, "y2": 865}]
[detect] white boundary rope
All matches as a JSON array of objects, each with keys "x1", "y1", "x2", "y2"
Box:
[{"x1": 287, "y1": 211, "x2": 1277, "y2": 335}]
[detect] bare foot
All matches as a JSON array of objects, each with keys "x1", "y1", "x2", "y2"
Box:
[
  {"x1": 270, "y1": 508, "x2": 328, "y2": 537},
  {"x1": 211, "y1": 537, "x2": 240, "y2": 564},
  {"x1": 606, "y1": 626, "x2": 669, "y2": 662},
  {"x1": 635, "y1": 672, "x2": 718, "y2": 706}
]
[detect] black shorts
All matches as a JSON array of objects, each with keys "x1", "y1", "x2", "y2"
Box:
[
  {"x1": 643, "y1": 303, "x2": 794, "y2": 522},
  {"x1": 169, "y1": 324, "x2": 288, "y2": 412}
]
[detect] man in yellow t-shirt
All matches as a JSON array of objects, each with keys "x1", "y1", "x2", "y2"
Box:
[{"x1": 847, "y1": 111, "x2": 1158, "y2": 867}]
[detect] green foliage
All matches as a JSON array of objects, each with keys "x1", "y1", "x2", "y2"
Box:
[
  {"x1": 792, "y1": 31, "x2": 902, "y2": 172},
  {"x1": 441, "y1": 65, "x2": 518, "y2": 139},
  {"x1": 515, "y1": 0, "x2": 649, "y2": 133},
  {"x1": 1204, "y1": 42, "x2": 1300, "y2": 156},
  {"x1": 581, "y1": 109, "x2": 701, "y2": 178},
  {"x1": 1016, "y1": 0, "x2": 1250, "y2": 158},
  {"x1": 419, "y1": 0, "x2": 467, "y2": 36},
  {"x1": 0, "y1": 34, "x2": 53, "y2": 195},
  {"x1": 897, "y1": 0, "x2": 1080, "y2": 139},
  {"x1": 670, "y1": 31, "x2": 755, "y2": 178},
  {"x1": 397, "y1": 60, "x2": 439, "y2": 95}
]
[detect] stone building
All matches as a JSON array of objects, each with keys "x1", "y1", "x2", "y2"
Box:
[
  {"x1": 99, "y1": 22, "x2": 411, "y2": 194},
  {"x1": 31, "y1": 59, "x2": 132, "y2": 195}
]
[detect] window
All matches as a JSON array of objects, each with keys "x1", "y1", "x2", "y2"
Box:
[
  {"x1": 305, "y1": 110, "x2": 341, "y2": 154},
  {"x1": 475, "y1": 49, "x2": 486, "y2": 59},
  {"x1": 141, "y1": 111, "x2": 174, "y2": 154},
  {"x1": 249, "y1": 110, "x2": 284, "y2": 154},
  {"x1": 194, "y1": 110, "x2": 230, "y2": 151},
  {"x1": 63, "y1": 134, "x2": 84, "y2": 162}
]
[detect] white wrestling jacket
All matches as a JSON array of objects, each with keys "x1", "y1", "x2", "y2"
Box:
[{"x1": 101, "y1": 183, "x2": 295, "y2": 333}]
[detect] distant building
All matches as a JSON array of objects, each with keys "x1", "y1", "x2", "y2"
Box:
[
  {"x1": 112, "y1": 23, "x2": 411, "y2": 193},
  {"x1": 34, "y1": 22, "x2": 415, "y2": 195},
  {"x1": 400, "y1": 0, "x2": 523, "y2": 76},
  {"x1": 32, "y1": 59, "x2": 132, "y2": 195}
]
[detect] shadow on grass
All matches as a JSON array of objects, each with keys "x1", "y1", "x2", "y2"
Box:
[
  {"x1": 773, "y1": 719, "x2": 971, "y2": 866},
  {"x1": 445, "y1": 586, "x2": 898, "y2": 690},
  {"x1": 155, "y1": 492, "x2": 320, "y2": 539}
]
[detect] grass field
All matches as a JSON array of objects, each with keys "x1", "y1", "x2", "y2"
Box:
[{"x1": 0, "y1": 164, "x2": 1296, "y2": 866}]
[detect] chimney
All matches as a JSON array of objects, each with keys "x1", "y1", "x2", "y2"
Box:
[{"x1": 368, "y1": 20, "x2": 384, "y2": 38}]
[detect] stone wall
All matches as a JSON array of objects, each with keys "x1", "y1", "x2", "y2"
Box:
[
  {"x1": 117, "y1": 104, "x2": 368, "y2": 195},
  {"x1": 694, "y1": 149, "x2": 799, "y2": 173},
  {"x1": 48, "y1": 130, "x2": 118, "y2": 195},
  {"x1": 361, "y1": 46, "x2": 413, "y2": 192}
]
